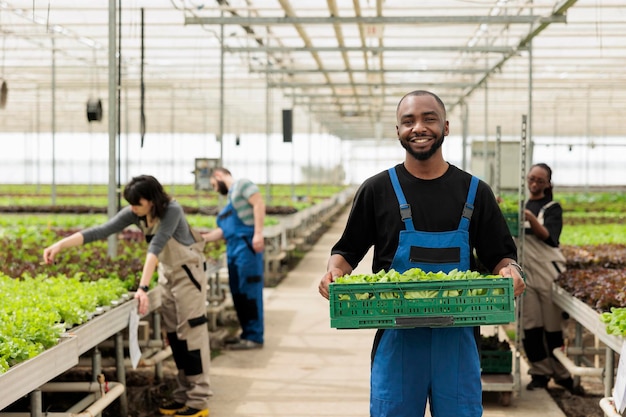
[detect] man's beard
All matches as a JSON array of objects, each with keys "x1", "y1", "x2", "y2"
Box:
[
  {"x1": 216, "y1": 180, "x2": 229, "y2": 196},
  {"x1": 401, "y1": 132, "x2": 445, "y2": 161}
]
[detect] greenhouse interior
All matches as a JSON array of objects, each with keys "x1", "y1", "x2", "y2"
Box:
[{"x1": 0, "y1": 1, "x2": 624, "y2": 417}]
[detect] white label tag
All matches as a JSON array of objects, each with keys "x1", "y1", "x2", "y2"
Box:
[
  {"x1": 129, "y1": 309, "x2": 142, "y2": 370},
  {"x1": 613, "y1": 341, "x2": 626, "y2": 413}
]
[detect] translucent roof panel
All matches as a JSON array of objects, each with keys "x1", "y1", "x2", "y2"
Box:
[{"x1": 0, "y1": 0, "x2": 624, "y2": 140}]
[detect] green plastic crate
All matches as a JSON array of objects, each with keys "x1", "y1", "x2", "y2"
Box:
[
  {"x1": 480, "y1": 349, "x2": 513, "y2": 374},
  {"x1": 503, "y1": 212, "x2": 519, "y2": 237},
  {"x1": 329, "y1": 278, "x2": 515, "y2": 329}
]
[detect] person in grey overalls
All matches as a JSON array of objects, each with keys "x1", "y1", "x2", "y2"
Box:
[
  {"x1": 43, "y1": 175, "x2": 212, "y2": 417},
  {"x1": 520, "y1": 163, "x2": 580, "y2": 394},
  {"x1": 319, "y1": 90, "x2": 526, "y2": 417},
  {"x1": 202, "y1": 167, "x2": 265, "y2": 350}
]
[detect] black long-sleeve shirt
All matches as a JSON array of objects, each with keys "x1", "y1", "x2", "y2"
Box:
[{"x1": 332, "y1": 163, "x2": 517, "y2": 274}]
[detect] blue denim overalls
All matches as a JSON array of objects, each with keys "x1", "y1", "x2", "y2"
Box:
[
  {"x1": 370, "y1": 167, "x2": 482, "y2": 417},
  {"x1": 217, "y1": 199, "x2": 264, "y2": 344}
]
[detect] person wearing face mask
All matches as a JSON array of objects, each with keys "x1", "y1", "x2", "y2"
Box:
[
  {"x1": 202, "y1": 167, "x2": 265, "y2": 350},
  {"x1": 318, "y1": 90, "x2": 526, "y2": 417},
  {"x1": 43, "y1": 174, "x2": 212, "y2": 417},
  {"x1": 521, "y1": 163, "x2": 582, "y2": 395}
]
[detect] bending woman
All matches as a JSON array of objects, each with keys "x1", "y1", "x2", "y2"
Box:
[{"x1": 43, "y1": 175, "x2": 212, "y2": 417}]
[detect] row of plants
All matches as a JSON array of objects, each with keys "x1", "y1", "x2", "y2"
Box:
[
  {"x1": 0, "y1": 221, "x2": 228, "y2": 374},
  {"x1": 0, "y1": 224, "x2": 226, "y2": 282},
  {"x1": 0, "y1": 183, "x2": 346, "y2": 198},
  {"x1": 499, "y1": 191, "x2": 626, "y2": 215},
  {"x1": 0, "y1": 186, "x2": 622, "y2": 374},
  {"x1": 0, "y1": 183, "x2": 347, "y2": 212},
  {"x1": 0, "y1": 274, "x2": 129, "y2": 374},
  {"x1": 0, "y1": 185, "x2": 330, "y2": 374},
  {"x1": 500, "y1": 192, "x2": 626, "y2": 338}
]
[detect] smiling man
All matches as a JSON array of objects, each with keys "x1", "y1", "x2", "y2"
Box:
[{"x1": 319, "y1": 90, "x2": 526, "y2": 417}]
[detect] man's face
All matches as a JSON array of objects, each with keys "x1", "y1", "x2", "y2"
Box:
[
  {"x1": 211, "y1": 176, "x2": 229, "y2": 196},
  {"x1": 396, "y1": 94, "x2": 448, "y2": 161}
]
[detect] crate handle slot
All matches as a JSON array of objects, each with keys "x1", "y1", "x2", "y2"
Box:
[{"x1": 395, "y1": 316, "x2": 454, "y2": 327}]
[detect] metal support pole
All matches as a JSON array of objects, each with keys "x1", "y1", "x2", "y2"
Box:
[
  {"x1": 527, "y1": 4, "x2": 534, "y2": 169},
  {"x1": 218, "y1": 8, "x2": 225, "y2": 166},
  {"x1": 604, "y1": 347, "x2": 614, "y2": 398},
  {"x1": 92, "y1": 347, "x2": 102, "y2": 382},
  {"x1": 107, "y1": 0, "x2": 118, "y2": 258},
  {"x1": 51, "y1": 35, "x2": 56, "y2": 205},
  {"x1": 115, "y1": 332, "x2": 128, "y2": 416},
  {"x1": 518, "y1": 115, "x2": 527, "y2": 264},
  {"x1": 495, "y1": 126, "x2": 501, "y2": 197},
  {"x1": 29, "y1": 390, "x2": 42, "y2": 417},
  {"x1": 460, "y1": 100, "x2": 468, "y2": 172},
  {"x1": 307, "y1": 103, "x2": 312, "y2": 195},
  {"x1": 153, "y1": 311, "x2": 164, "y2": 381},
  {"x1": 574, "y1": 321, "x2": 583, "y2": 388},
  {"x1": 265, "y1": 44, "x2": 272, "y2": 203}
]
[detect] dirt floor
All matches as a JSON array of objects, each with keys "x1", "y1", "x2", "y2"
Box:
[
  {"x1": 527, "y1": 318, "x2": 616, "y2": 417},
  {"x1": 546, "y1": 378, "x2": 606, "y2": 417}
]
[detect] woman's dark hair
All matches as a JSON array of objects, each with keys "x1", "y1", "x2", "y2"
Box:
[
  {"x1": 532, "y1": 162, "x2": 553, "y2": 200},
  {"x1": 123, "y1": 175, "x2": 171, "y2": 219}
]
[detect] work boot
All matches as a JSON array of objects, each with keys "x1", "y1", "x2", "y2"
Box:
[
  {"x1": 158, "y1": 400, "x2": 186, "y2": 415},
  {"x1": 173, "y1": 406, "x2": 210, "y2": 417},
  {"x1": 223, "y1": 335, "x2": 240, "y2": 344},
  {"x1": 526, "y1": 375, "x2": 549, "y2": 390},
  {"x1": 555, "y1": 377, "x2": 585, "y2": 395},
  {"x1": 227, "y1": 339, "x2": 263, "y2": 350}
]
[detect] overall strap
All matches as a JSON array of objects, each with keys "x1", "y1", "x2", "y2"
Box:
[
  {"x1": 387, "y1": 167, "x2": 415, "y2": 231},
  {"x1": 538, "y1": 200, "x2": 558, "y2": 223},
  {"x1": 458, "y1": 176, "x2": 479, "y2": 232}
]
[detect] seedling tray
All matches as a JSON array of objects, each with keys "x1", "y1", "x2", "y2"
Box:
[
  {"x1": 481, "y1": 349, "x2": 513, "y2": 374},
  {"x1": 329, "y1": 278, "x2": 515, "y2": 329},
  {"x1": 503, "y1": 212, "x2": 519, "y2": 237}
]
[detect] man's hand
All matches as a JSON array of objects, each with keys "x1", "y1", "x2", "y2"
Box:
[
  {"x1": 318, "y1": 267, "x2": 345, "y2": 300},
  {"x1": 499, "y1": 263, "x2": 526, "y2": 297},
  {"x1": 252, "y1": 232, "x2": 264, "y2": 253}
]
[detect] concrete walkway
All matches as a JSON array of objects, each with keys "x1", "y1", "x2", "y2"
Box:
[{"x1": 206, "y1": 209, "x2": 566, "y2": 417}]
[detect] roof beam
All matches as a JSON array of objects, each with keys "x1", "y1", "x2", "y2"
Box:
[
  {"x1": 449, "y1": 0, "x2": 579, "y2": 110},
  {"x1": 227, "y1": 45, "x2": 514, "y2": 53},
  {"x1": 186, "y1": 15, "x2": 567, "y2": 26},
  {"x1": 269, "y1": 81, "x2": 474, "y2": 89},
  {"x1": 251, "y1": 67, "x2": 488, "y2": 75}
]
